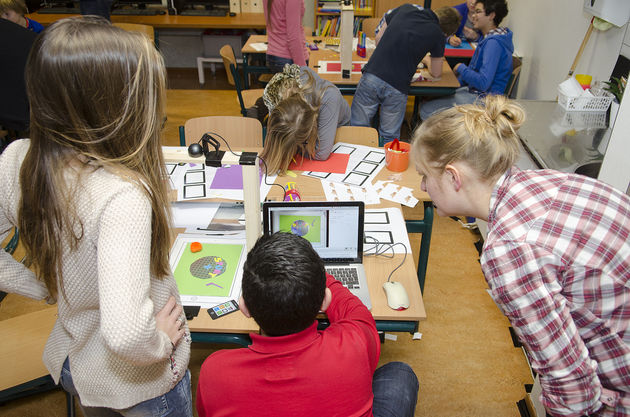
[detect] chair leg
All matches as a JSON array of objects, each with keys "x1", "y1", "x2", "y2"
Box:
[
  {"x1": 197, "y1": 57, "x2": 205, "y2": 85},
  {"x1": 66, "y1": 392, "x2": 76, "y2": 417}
]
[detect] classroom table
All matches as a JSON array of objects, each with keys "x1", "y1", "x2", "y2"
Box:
[
  {"x1": 242, "y1": 34, "x2": 460, "y2": 94},
  {"x1": 162, "y1": 146, "x2": 429, "y2": 345},
  {"x1": 27, "y1": 11, "x2": 267, "y2": 29},
  {"x1": 445, "y1": 39, "x2": 476, "y2": 69},
  {"x1": 27, "y1": 11, "x2": 267, "y2": 48},
  {"x1": 242, "y1": 34, "x2": 460, "y2": 127}
]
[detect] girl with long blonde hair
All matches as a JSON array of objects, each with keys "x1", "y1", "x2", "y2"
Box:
[
  {"x1": 0, "y1": 17, "x2": 192, "y2": 416},
  {"x1": 412, "y1": 95, "x2": 630, "y2": 417},
  {"x1": 260, "y1": 64, "x2": 351, "y2": 174}
]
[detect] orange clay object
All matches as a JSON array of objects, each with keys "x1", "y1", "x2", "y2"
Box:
[{"x1": 190, "y1": 242, "x2": 202, "y2": 253}]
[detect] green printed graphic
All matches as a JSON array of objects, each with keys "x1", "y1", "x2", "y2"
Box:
[
  {"x1": 173, "y1": 243, "x2": 244, "y2": 297},
  {"x1": 278, "y1": 215, "x2": 322, "y2": 243}
]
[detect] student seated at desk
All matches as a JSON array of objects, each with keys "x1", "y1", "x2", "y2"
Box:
[
  {"x1": 196, "y1": 232, "x2": 419, "y2": 417},
  {"x1": 260, "y1": 63, "x2": 350, "y2": 174},
  {"x1": 412, "y1": 95, "x2": 630, "y2": 417},
  {"x1": 419, "y1": 0, "x2": 513, "y2": 121},
  {"x1": 0, "y1": 17, "x2": 192, "y2": 416},
  {"x1": 447, "y1": 0, "x2": 482, "y2": 47},
  {"x1": 350, "y1": 4, "x2": 461, "y2": 143}
]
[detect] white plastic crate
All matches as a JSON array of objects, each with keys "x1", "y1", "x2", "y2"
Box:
[
  {"x1": 557, "y1": 87, "x2": 614, "y2": 112},
  {"x1": 559, "y1": 110, "x2": 608, "y2": 129}
]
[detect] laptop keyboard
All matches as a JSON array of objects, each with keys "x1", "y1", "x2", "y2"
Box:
[
  {"x1": 111, "y1": 8, "x2": 163, "y2": 15},
  {"x1": 326, "y1": 267, "x2": 361, "y2": 289},
  {"x1": 179, "y1": 9, "x2": 227, "y2": 16},
  {"x1": 37, "y1": 7, "x2": 80, "y2": 13}
]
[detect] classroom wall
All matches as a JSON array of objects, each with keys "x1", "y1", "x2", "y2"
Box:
[{"x1": 506, "y1": 0, "x2": 629, "y2": 100}]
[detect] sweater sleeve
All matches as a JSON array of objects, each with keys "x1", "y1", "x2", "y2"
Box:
[
  {"x1": 97, "y1": 185, "x2": 172, "y2": 365},
  {"x1": 313, "y1": 86, "x2": 349, "y2": 160},
  {"x1": 457, "y1": 38, "x2": 501, "y2": 92},
  {"x1": 0, "y1": 141, "x2": 49, "y2": 300},
  {"x1": 324, "y1": 273, "x2": 380, "y2": 371},
  {"x1": 284, "y1": 0, "x2": 307, "y2": 66}
]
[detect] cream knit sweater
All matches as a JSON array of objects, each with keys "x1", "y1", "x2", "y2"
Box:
[{"x1": 0, "y1": 140, "x2": 191, "y2": 409}]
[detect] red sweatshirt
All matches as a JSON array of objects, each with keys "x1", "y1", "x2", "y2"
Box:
[{"x1": 196, "y1": 274, "x2": 380, "y2": 417}]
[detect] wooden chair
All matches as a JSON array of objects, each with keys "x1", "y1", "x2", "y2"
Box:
[
  {"x1": 361, "y1": 18, "x2": 380, "y2": 39},
  {"x1": 334, "y1": 126, "x2": 379, "y2": 147},
  {"x1": 112, "y1": 22, "x2": 155, "y2": 44},
  {"x1": 505, "y1": 56, "x2": 522, "y2": 99},
  {"x1": 0, "y1": 308, "x2": 75, "y2": 416},
  {"x1": 220, "y1": 44, "x2": 265, "y2": 117},
  {"x1": 178, "y1": 116, "x2": 263, "y2": 148}
]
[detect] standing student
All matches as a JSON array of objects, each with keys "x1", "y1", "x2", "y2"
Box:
[
  {"x1": 350, "y1": 4, "x2": 461, "y2": 143},
  {"x1": 197, "y1": 232, "x2": 419, "y2": 417},
  {"x1": 260, "y1": 63, "x2": 350, "y2": 174},
  {"x1": 412, "y1": 95, "x2": 630, "y2": 417},
  {"x1": 420, "y1": 0, "x2": 513, "y2": 120},
  {"x1": 263, "y1": 0, "x2": 309, "y2": 73},
  {"x1": 448, "y1": 0, "x2": 481, "y2": 46},
  {"x1": 0, "y1": 17, "x2": 192, "y2": 416},
  {"x1": 0, "y1": 0, "x2": 43, "y2": 32}
]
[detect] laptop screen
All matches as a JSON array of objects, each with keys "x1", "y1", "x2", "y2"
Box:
[{"x1": 262, "y1": 201, "x2": 364, "y2": 263}]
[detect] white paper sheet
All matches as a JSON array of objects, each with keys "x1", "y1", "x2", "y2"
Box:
[
  {"x1": 363, "y1": 207, "x2": 411, "y2": 255},
  {"x1": 249, "y1": 42, "x2": 268, "y2": 52},
  {"x1": 373, "y1": 180, "x2": 419, "y2": 208},
  {"x1": 167, "y1": 162, "x2": 277, "y2": 203},
  {"x1": 303, "y1": 142, "x2": 385, "y2": 187},
  {"x1": 321, "y1": 179, "x2": 380, "y2": 205}
]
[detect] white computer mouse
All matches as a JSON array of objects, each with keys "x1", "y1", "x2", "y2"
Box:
[{"x1": 382, "y1": 281, "x2": 409, "y2": 310}]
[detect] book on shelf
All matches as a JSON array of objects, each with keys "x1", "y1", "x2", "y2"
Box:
[{"x1": 317, "y1": 15, "x2": 367, "y2": 37}]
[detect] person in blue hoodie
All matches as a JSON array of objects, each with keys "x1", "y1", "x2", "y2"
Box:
[
  {"x1": 420, "y1": 0, "x2": 513, "y2": 121},
  {"x1": 447, "y1": 0, "x2": 482, "y2": 47}
]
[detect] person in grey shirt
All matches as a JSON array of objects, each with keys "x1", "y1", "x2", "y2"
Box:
[{"x1": 260, "y1": 64, "x2": 351, "y2": 175}]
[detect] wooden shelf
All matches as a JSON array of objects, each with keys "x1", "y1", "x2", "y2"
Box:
[{"x1": 314, "y1": 0, "x2": 376, "y2": 36}]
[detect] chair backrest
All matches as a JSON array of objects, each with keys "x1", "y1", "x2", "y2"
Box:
[
  {"x1": 505, "y1": 56, "x2": 522, "y2": 98},
  {"x1": 112, "y1": 23, "x2": 155, "y2": 43},
  {"x1": 183, "y1": 116, "x2": 263, "y2": 148},
  {"x1": 334, "y1": 126, "x2": 379, "y2": 148},
  {"x1": 361, "y1": 18, "x2": 380, "y2": 39},
  {"x1": 220, "y1": 44, "x2": 237, "y2": 87}
]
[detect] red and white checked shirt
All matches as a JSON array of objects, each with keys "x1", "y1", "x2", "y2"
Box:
[{"x1": 482, "y1": 169, "x2": 630, "y2": 417}]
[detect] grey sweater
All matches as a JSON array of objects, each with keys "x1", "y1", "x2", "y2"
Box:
[{"x1": 300, "y1": 66, "x2": 351, "y2": 160}]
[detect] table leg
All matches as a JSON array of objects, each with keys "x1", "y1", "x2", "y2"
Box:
[{"x1": 242, "y1": 52, "x2": 250, "y2": 89}]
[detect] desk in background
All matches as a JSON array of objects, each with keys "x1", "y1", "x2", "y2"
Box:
[
  {"x1": 28, "y1": 11, "x2": 267, "y2": 29},
  {"x1": 163, "y1": 146, "x2": 429, "y2": 345},
  {"x1": 242, "y1": 34, "x2": 461, "y2": 98},
  {"x1": 28, "y1": 12, "x2": 266, "y2": 48},
  {"x1": 445, "y1": 39, "x2": 476, "y2": 69}
]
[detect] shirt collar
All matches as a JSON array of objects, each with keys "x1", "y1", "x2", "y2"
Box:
[
  {"x1": 488, "y1": 168, "x2": 513, "y2": 225},
  {"x1": 485, "y1": 27, "x2": 508, "y2": 38},
  {"x1": 248, "y1": 321, "x2": 320, "y2": 353}
]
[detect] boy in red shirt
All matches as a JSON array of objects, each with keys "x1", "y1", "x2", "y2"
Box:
[{"x1": 196, "y1": 232, "x2": 419, "y2": 417}]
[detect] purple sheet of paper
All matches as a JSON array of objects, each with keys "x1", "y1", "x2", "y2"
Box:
[{"x1": 210, "y1": 165, "x2": 263, "y2": 190}]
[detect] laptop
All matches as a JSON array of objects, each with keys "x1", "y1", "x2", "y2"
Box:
[{"x1": 262, "y1": 201, "x2": 372, "y2": 310}]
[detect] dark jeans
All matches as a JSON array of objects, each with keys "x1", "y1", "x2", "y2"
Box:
[
  {"x1": 266, "y1": 54, "x2": 294, "y2": 73},
  {"x1": 373, "y1": 361, "x2": 419, "y2": 417},
  {"x1": 80, "y1": 0, "x2": 114, "y2": 19},
  {"x1": 59, "y1": 357, "x2": 192, "y2": 417},
  {"x1": 266, "y1": 54, "x2": 309, "y2": 74}
]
